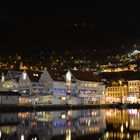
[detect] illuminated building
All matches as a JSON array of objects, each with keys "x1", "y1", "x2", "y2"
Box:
[
  {"x1": 1, "y1": 70, "x2": 22, "y2": 91},
  {"x1": 18, "y1": 70, "x2": 43, "y2": 95},
  {"x1": 19, "y1": 61, "x2": 28, "y2": 70},
  {"x1": 106, "y1": 81, "x2": 128, "y2": 103},
  {"x1": 127, "y1": 80, "x2": 140, "y2": 103},
  {"x1": 70, "y1": 70, "x2": 105, "y2": 104},
  {"x1": 39, "y1": 68, "x2": 76, "y2": 105},
  {"x1": 0, "y1": 91, "x2": 20, "y2": 105}
]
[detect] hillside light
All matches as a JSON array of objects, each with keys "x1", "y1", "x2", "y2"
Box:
[{"x1": 119, "y1": 80, "x2": 122, "y2": 85}]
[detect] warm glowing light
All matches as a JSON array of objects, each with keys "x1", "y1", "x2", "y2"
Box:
[
  {"x1": 121, "y1": 124, "x2": 124, "y2": 133},
  {"x1": 61, "y1": 113, "x2": 66, "y2": 119},
  {"x1": 66, "y1": 129, "x2": 71, "y2": 140},
  {"x1": 119, "y1": 80, "x2": 122, "y2": 85},
  {"x1": 131, "y1": 119, "x2": 134, "y2": 126},
  {"x1": 126, "y1": 121, "x2": 128, "y2": 128},
  {"x1": 61, "y1": 97, "x2": 66, "y2": 100},
  {"x1": 106, "y1": 132, "x2": 109, "y2": 138}
]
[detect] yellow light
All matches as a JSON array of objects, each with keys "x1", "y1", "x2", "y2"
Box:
[
  {"x1": 119, "y1": 80, "x2": 122, "y2": 85},
  {"x1": 121, "y1": 124, "x2": 124, "y2": 133},
  {"x1": 66, "y1": 129, "x2": 71, "y2": 140}
]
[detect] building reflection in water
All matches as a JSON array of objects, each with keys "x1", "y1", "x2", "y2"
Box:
[
  {"x1": 66, "y1": 128, "x2": 71, "y2": 140},
  {"x1": 104, "y1": 109, "x2": 140, "y2": 140},
  {"x1": 0, "y1": 109, "x2": 106, "y2": 140},
  {"x1": 2, "y1": 109, "x2": 140, "y2": 139}
]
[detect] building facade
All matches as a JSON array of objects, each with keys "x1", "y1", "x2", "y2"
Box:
[
  {"x1": 18, "y1": 70, "x2": 43, "y2": 95},
  {"x1": 0, "y1": 91, "x2": 20, "y2": 105},
  {"x1": 127, "y1": 80, "x2": 140, "y2": 103},
  {"x1": 70, "y1": 70, "x2": 105, "y2": 104},
  {"x1": 39, "y1": 68, "x2": 76, "y2": 105},
  {"x1": 106, "y1": 81, "x2": 128, "y2": 103}
]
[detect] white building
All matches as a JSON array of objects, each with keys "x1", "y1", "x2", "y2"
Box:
[
  {"x1": 1, "y1": 70, "x2": 22, "y2": 91},
  {"x1": 70, "y1": 70, "x2": 105, "y2": 104},
  {"x1": 18, "y1": 70, "x2": 43, "y2": 95},
  {"x1": 39, "y1": 69, "x2": 105, "y2": 105},
  {"x1": 0, "y1": 91, "x2": 20, "y2": 105},
  {"x1": 39, "y1": 68, "x2": 76, "y2": 105}
]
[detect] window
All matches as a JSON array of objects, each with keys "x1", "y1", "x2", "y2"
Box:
[{"x1": 23, "y1": 73, "x2": 27, "y2": 80}]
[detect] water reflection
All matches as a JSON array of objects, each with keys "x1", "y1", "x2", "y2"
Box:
[{"x1": 1, "y1": 109, "x2": 140, "y2": 139}]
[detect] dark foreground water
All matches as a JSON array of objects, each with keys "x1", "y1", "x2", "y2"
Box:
[{"x1": 0, "y1": 109, "x2": 140, "y2": 140}]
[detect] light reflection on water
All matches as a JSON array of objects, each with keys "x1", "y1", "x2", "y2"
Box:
[{"x1": 1, "y1": 109, "x2": 140, "y2": 139}]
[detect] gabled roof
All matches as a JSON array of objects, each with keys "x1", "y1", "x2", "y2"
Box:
[
  {"x1": 59, "y1": 70, "x2": 76, "y2": 83},
  {"x1": 0, "y1": 70, "x2": 8, "y2": 78},
  {"x1": 70, "y1": 70, "x2": 101, "y2": 82},
  {"x1": 6, "y1": 70, "x2": 23, "y2": 81},
  {"x1": 47, "y1": 69, "x2": 65, "y2": 82},
  {"x1": 26, "y1": 70, "x2": 42, "y2": 82}
]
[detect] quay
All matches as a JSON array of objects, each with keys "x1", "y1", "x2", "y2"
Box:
[{"x1": 0, "y1": 103, "x2": 140, "y2": 112}]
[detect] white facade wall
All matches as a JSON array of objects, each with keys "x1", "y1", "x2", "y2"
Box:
[
  {"x1": 39, "y1": 69, "x2": 53, "y2": 90},
  {"x1": 19, "y1": 71, "x2": 31, "y2": 87},
  {"x1": 67, "y1": 97, "x2": 82, "y2": 105},
  {"x1": 53, "y1": 82, "x2": 67, "y2": 95},
  {"x1": 75, "y1": 80, "x2": 105, "y2": 104}
]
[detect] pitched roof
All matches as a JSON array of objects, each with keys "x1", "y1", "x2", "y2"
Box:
[
  {"x1": 26, "y1": 70, "x2": 42, "y2": 82},
  {"x1": 59, "y1": 70, "x2": 76, "y2": 83},
  {"x1": 70, "y1": 70, "x2": 101, "y2": 82},
  {"x1": 6, "y1": 70, "x2": 23, "y2": 81},
  {"x1": 47, "y1": 69, "x2": 65, "y2": 82},
  {"x1": 0, "y1": 70, "x2": 8, "y2": 78}
]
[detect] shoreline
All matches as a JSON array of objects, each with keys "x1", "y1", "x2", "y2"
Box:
[{"x1": 0, "y1": 103, "x2": 140, "y2": 112}]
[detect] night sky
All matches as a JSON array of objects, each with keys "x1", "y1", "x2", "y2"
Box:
[{"x1": 0, "y1": 3, "x2": 140, "y2": 56}]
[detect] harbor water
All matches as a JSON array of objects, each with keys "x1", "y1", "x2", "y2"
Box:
[{"x1": 0, "y1": 108, "x2": 140, "y2": 140}]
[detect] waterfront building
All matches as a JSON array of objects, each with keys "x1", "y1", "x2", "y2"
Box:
[
  {"x1": 0, "y1": 91, "x2": 20, "y2": 105},
  {"x1": 70, "y1": 70, "x2": 105, "y2": 104},
  {"x1": 39, "y1": 68, "x2": 76, "y2": 105},
  {"x1": 18, "y1": 70, "x2": 43, "y2": 95},
  {"x1": 127, "y1": 80, "x2": 140, "y2": 103},
  {"x1": 1, "y1": 70, "x2": 22, "y2": 91},
  {"x1": 106, "y1": 81, "x2": 128, "y2": 103}
]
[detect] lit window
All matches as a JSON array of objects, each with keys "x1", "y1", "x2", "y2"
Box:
[{"x1": 23, "y1": 73, "x2": 27, "y2": 80}]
